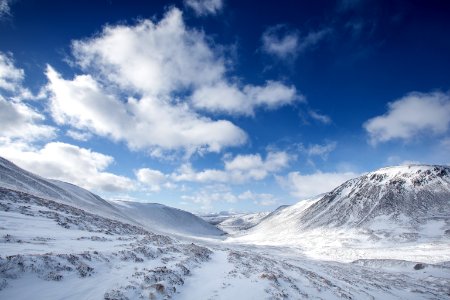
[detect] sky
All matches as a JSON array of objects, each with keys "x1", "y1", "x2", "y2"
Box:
[{"x1": 0, "y1": 0, "x2": 449, "y2": 213}]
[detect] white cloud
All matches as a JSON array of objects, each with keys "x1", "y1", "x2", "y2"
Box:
[
  {"x1": 45, "y1": 8, "x2": 300, "y2": 155},
  {"x1": 171, "y1": 163, "x2": 229, "y2": 183},
  {"x1": 305, "y1": 142, "x2": 337, "y2": 159},
  {"x1": 72, "y1": 8, "x2": 224, "y2": 96},
  {"x1": 0, "y1": 96, "x2": 56, "y2": 143},
  {"x1": 262, "y1": 26, "x2": 299, "y2": 59},
  {"x1": 278, "y1": 171, "x2": 358, "y2": 199},
  {"x1": 262, "y1": 25, "x2": 331, "y2": 60},
  {"x1": 66, "y1": 129, "x2": 92, "y2": 142},
  {"x1": 46, "y1": 66, "x2": 246, "y2": 154},
  {"x1": 238, "y1": 190, "x2": 278, "y2": 206},
  {"x1": 0, "y1": 0, "x2": 11, "y2": 19},
  {"x1": 0, "y1": 52, "x2": 56, "y2": 144},
  {"x1": 298, "y1": 28, "x2": 332, "y2": 51},
  {"x1": 191, "y1": 81, "x2": 300, "y2": 115},
  {"x1": 185, "y1": 0, "x2": 223, "y2": 16},
  {"x1": 308, "y1": 110, "x2": 332, "y2": 124},
  {"x1": 0, "y1": 52, "x2": 24, "y2": 92},
  {"x1": 0, "y1": 142, "x2": 134, "y2": 193},
  {"x1": 364, "y1": 91, "x2": 450, "y2": 144},
  {"x1": 182, "y1": 187, "x2": 278, "y2": 210},
  {"x1": 172, "y1": 151, "x2": 290, "y2": 184},
  {"x1": 135, "y1": 168, "x2": 167, "y2": 192},
  {"x1": 181, "y1": 185, "x2": 238, "y2": 210}
]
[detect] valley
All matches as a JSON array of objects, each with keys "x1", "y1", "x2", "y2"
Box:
[{"x1": 0, "y1": 157, "x2": 449, "y2": 299}]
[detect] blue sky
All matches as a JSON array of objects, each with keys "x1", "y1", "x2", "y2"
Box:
[{"x1": 1, "y1": 0, "x2": 449, "y2": 213}]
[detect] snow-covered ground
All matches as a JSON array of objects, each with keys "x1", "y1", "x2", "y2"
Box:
[
  {"x1": 1, "y1": 187, "x2": 449, "y2": 299},
  {"x1": 1, "y1": 158, "x2": 450, "y2": 299}
]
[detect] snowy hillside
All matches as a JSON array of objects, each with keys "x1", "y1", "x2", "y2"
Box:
[
  {"x1": 298, "y1": 165, "x2": 450, "y2": 232},
  {"x1": 232, "y1": 165, "x2": 450, "y2": 263},
  {"x1": 0, "y1": 157, "x2": 131, "y2": 222},
  {"x1": 0, "y1": 156, "x2": 222, "y2": 237},
  {"x1": 241, "y1": 165, "x2": 450, "y2": 238},
  {"x1": 111, "y1": 200, "x2": 224, "y2": 237}
]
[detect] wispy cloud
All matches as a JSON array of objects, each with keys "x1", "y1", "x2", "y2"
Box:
[
  {"x1": 261, "y1": 25, "x2": 331, "y2": 60},
  {"x1": 184, "y1": 0, "x2": 223, "y2": 16},
  {"x1": 308, "y1": 110, "x2": 332, "y2": 124},
  {"x1": 0, "y1": 0, "x2": 12, "y2": 19}
]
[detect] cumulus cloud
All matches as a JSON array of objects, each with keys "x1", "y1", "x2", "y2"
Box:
[
  {"x1": 278, "y1": 171, "x2": 358, "y2": 199},
  {"x1": 0, "y1": 142, "x2": 134, "y2": 193},
  {"x1": 45, "y1": 8, "x2": 299, "y2": 155},
  {"x1": 0, "y1": 52, "x2": 24, "y2": 92},
  {"x1": 191, "y1": 80, "x2": 300, "y2": 115},
  {"x1": 46, "y1": 66, "x2": 246, "y2": 154},
  {"x1": 185, "y1": 0, "x2": 223, "y2": 16},
  {"x1": 364, "y1": 91, "x2": 450, "y2": 144},
  {"x1": 135, "y1": 168, "x2": 167, "y2": 192},
  {"x1": 0, "y1": 52, "x2": 56, "y2": 144},
  {"x1": 262, "y1": 25, "x2": 331, "y2": 60},
  {"x1": 172, "y1": 151, "x2": 290, "y2": 184},
  {"x1": 0, "y1": 96, "x2": 56, "y2": 143},
  {"x1": 72, "y1": 8, "x2": 225, "y2": 96}
]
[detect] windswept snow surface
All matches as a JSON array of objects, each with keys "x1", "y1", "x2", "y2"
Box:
[
  {"x1": 1, "y1": 158, "x2": 450, "y2": 299},
  {"x1": 111, "y1": 200, "x2": 224, "y2": 237}
]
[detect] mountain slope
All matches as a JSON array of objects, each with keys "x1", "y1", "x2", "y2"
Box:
[
  {"x1": 235, "y1": 165, "x2": 450, "y2": 246},
  {"x1": 111, "y1": 200, "x2": 224, "y2": 236},
  {"x1": 0, "y1": 157, "x2": 130, "y2": 222},
  {"x1": 299, "y1": 165, "x2": 450, "y2": 231},
  {"x1": 0, "y1": 156, "x2": 222, "y2": 236}
]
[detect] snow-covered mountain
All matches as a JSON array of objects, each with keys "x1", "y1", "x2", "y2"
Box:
[
  {"x1": 0, "y1": 157, "x2": 130, "y2": 222},
  {"x1": 0, "y1": 156, "x2": 222, "y2": 236},
  {"x1": 1, "y1": 158, "x2": 450, "y2": 299},
  {"x1": 235, "y1": 165, "x2": 450, "y2": 248},
  {"x1": 111, "y1": 200, "x2": 223, "y2": 236},
  {"x1": 298, "y1": 165, "x2": 450, "y2": 232}
]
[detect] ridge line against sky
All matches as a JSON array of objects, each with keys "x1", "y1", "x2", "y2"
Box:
[{"x1": 0, "y1": 0, "x2": 449, "y2": 212}]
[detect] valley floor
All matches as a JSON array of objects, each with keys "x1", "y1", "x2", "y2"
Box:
[{"x1": 1, "y1": 189, "x2": 449, "y2": 299}]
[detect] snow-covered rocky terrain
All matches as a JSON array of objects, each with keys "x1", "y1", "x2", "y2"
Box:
[
  {"x1": 231, "y1": 165, "x2": 450, "y2": 263},
  {"x1": 1, "y1": 158, "x2": 449, "y2": 299}
]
